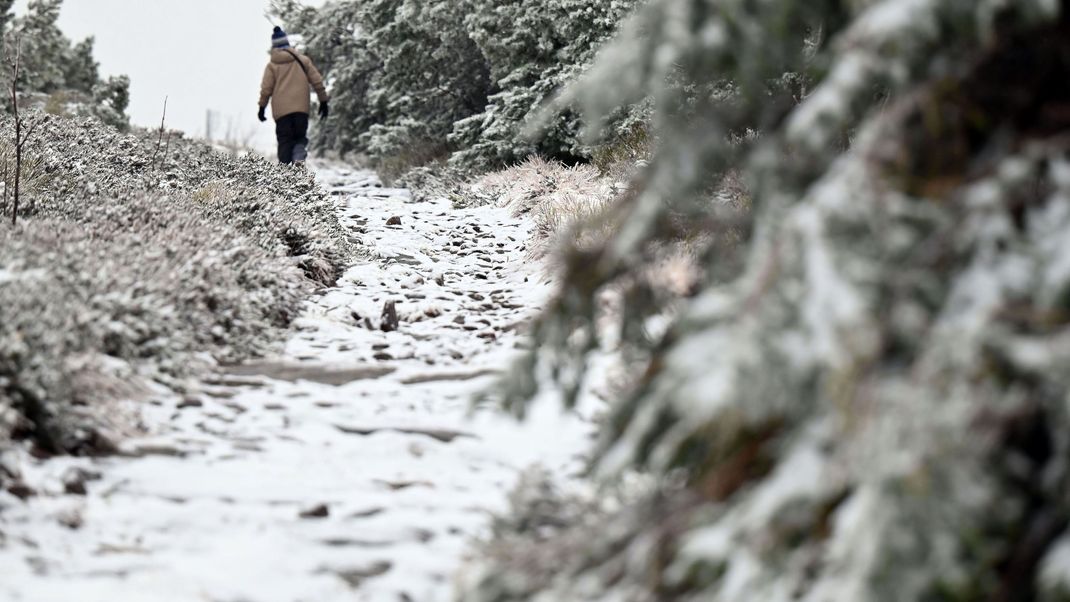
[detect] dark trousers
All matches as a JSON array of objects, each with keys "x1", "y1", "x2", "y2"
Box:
[{"x1": 275, "y1": 112, "x2": 309, "y2": 164}]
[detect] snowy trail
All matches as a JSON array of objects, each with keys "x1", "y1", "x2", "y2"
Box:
[{"x1": 0, "y1": 165, "x2": 595, "y2": 602}]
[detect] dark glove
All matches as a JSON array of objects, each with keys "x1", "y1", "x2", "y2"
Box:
[
  {"x1": 257, "y1": 106, "x2": 267, "y2": 123},
  {"x1": 318, "y1": 101, "x2": 329, "y2": 120}
]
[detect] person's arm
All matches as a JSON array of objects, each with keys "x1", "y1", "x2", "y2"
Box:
[
  {"x1": 305, "y1": 58, "x2": 329, "y2": 103},
  {"x1": 258, "y1": 63, "x2": 275, "y2": 109}
]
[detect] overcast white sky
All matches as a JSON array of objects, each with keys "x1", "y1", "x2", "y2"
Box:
[{"x1": 13, "y1": 0, "x2": 325, "y2": 152}]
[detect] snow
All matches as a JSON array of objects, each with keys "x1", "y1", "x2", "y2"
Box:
[
  {"x1": 786, "y1": 0, "x2": 947, "y2": 152},
  {"x1": 0, "y1": 164, "x2": 598, "y2": 602},
  {"x1": 801, "y1": 485, "x2": 887, "y2": 602},
  {"x1": 796, "y1": 205, "x2": 867, "y2": 368},
  {"x1": 741, "y1": 440, "x2": 827, "y2": 527},
  {"x1": 1040, "y1": 536, "x2": 1070, "y2": 596},
  {"x1": 786, "y1": 52, "x2": 874, "y2": 150},
  {"x1": 850, "y1": 0, "x2": 936, "y2": 41},
  {"x1": 0, "y1": 268, "x2": 46, "y2": 284}
]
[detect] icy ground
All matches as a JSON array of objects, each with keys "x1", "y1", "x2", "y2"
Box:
[{"x1": 0, "y1": 165, "x2": 598, "y2": 601}]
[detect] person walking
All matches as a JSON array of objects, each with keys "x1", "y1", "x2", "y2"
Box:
[{"x1": 258, "y1": 26, "x2": 329, "y2": 165}]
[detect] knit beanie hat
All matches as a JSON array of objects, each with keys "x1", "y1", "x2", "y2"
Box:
[{"x1": 272, "y1": 26, "x2": 290, "y2": 49}]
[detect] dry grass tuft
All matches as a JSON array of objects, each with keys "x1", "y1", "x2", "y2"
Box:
[{"x1": 471, "y1": 157, "x2": 622, "y2": 258}]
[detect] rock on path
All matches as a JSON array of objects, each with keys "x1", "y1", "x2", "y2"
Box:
[{"x1": 0, "y1": 165, "x2": 598, "y2": 602}]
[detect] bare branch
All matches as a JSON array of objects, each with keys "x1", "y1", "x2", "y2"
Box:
[
  {"x1": 151, "y1": 96, "x2": 168, "y2": 172},
  {"x1": 1, "y1": 154, "x2": 8, "y2": 216},
  {"x1": 9, "y1": 35, "x2": 20, "y2": 226},
  {"x1": 162, "y1": 130, "x2": 173, "y2": 168},
  {"x1": 18, "y1": 114, "x2": 43, "y2": 149}
]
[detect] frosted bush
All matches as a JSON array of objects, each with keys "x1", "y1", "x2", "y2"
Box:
[
  {"x1": 474, "y1": 157, "x2": 616, "y2": 249},
  {"x1": 1, "y1": 114, "x2": 353, "y2": 455}
]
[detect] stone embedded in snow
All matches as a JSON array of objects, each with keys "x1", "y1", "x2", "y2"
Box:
[
  {"x1": 386, "y1": 216, "x2": 403, "y2": 226},
  {"x1": 333, "y1": 424, "x2": 476, "y2": 443},
  {"x1": 177, "y1": 396, "x2": 203, "y2": 409},
  {"x1": 348, "y1": 506, "x2": 386, "y2": 520},
  {"x1": 380, "y1": 300, "x2": 400, "y2": 332},
  {"x1": 376, "y1": 479, "x2": 435, "y2": 491},
  {"x1": 61, "y1": 467, "x2": 101, "y2": 496},
  {"x1": 299, "y1": 503, "x2": 331, "y2": 519},
  {"x1": 329, "y1": 560, "x2": 393, "y2": 588},
  {"x1": 56, "y1": 508, "x2": 84, "y2": 530},
  {"x1": 321, "y1": 536, "x2": 396, "y2": 548},
  {"x1": 6, "y1": 480, "x2": 36, "y2": 500}
]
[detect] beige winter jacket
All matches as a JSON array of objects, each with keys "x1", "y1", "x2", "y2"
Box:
[{"x1": 259, "y1": 48, "x2": 329, "y2": 120}]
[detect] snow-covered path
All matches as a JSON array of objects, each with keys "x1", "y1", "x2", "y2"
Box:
[{"x1": 0, "y1": 165, "x2": 594, "y2": 601}]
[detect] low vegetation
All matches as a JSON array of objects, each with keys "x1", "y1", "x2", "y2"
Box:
[{"x1": 0, "y1": 114, "x2": 354, "y2": 456}]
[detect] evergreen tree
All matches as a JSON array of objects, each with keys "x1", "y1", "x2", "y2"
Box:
[
  {"x1": 274, "y1": 0, "x2": 640, "y2": 173},
  {"x1": 63, "y1": 36, "x2": 99, "y2": 94},
  {"x1": 88, "y1": 74, "x2": 129, "y2": 127},
  {"x1": 3, "y1": 0, "x2": 127, "y2": 128},
  {"x1": 0, "y1": 0, "x2": 14, "y2": 33},
  {"x1": 13, "y1": 0, "x2": 69, "y2": 93},
  {"x1": 356, "y1": 0, "x2": 491, "y2": 170},
  {"x1": 449, "y1": 0, "x2": 641, "y2": 169},
  {"x1": 272, "y1": 0, "x2": 379, "y2": 154},
  {"x1": 466, "y1": 0, "x2": 1070, "y2": 600},
  {"x1": 275, "y1": 0, "x2": 491, "y2": 172}
]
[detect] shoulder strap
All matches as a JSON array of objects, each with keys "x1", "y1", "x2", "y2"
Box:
[{"x1": 283, "y1": 49, "x2": 310, "y2": 81}]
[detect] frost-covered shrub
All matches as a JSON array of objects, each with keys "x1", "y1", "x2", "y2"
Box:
[
  {"x1": 465, "y1": 1, "x2": 1070, "y2": 600},
  {"x1": 0, "y1": 114, "x2": 353, "y2": 454},
  {"x1": 0, "y1": 212, "x2": 305, "y2": 454},
  {"x1": 86, "y1": 75, "x2": 130, "y2": 127},
  {"x1": 19, "y1": 114, "x2": 350, "y2": 275},
  {"x1": 467, "y1": 157, "x2": 620, "y2": 257}
]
